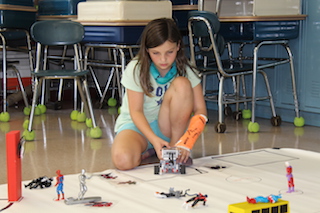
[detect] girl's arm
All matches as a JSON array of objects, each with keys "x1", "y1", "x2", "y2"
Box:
[
  {"x1": 176, "y1": 83, "x2": 207, "y2": 163},
  {"x1": 192, "y1": 83, "x2": 207, "y2": 117},
  {"x1": 127, "y1": 89, "x2": 170, "y2": 158}
]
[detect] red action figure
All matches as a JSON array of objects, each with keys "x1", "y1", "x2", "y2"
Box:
[
  {"x1": 285, "y1": 162, "x2": 295, "y2": 193},
  {"x1": 54, "y1": 170, "x2": 65, "y2": 201},
  {"x1": 183, "y1": 193, "x2": 208, "y2": 208}
]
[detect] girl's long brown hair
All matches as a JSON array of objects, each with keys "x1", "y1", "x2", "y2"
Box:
[{"x1": 135, "y1": 18, "x2": 196, "y2": 97}]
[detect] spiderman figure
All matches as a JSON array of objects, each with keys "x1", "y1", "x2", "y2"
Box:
[{"x1": 54, "y1": 170, "x2": 64, "y2": 201}]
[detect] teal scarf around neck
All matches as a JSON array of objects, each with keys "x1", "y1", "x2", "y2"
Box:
[{"x1": 150, "y1": 62, "x2": 177, "y2": 84}]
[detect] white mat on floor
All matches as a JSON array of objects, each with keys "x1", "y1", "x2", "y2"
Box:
[{"x1": 1, "y1": 148, "x2": 319, "y2": 213}]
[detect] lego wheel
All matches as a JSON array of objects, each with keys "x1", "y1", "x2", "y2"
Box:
[
  {"x1": 154, "y1": 165, "x2": 160, "y2": 175},
  {"x1": 271, "y1": 115, "x2": 282, "y2": 126},
  {"x1": 215, "y1": 122, "x2": 226, "y2": 133},
  {"x1": 180, "y1": 165, "x2": 186, "y2": 174}
]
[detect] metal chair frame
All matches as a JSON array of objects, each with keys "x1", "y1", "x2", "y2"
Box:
[
  {"x1": 27, "y1": 20, "x2": 97, "y2": 132},
  {"x1": 188, "y1": 12, "x2": 279, "y2": 133},
  {"x1": 0, "y1": 29, "x2": 33, "y2": 113}
]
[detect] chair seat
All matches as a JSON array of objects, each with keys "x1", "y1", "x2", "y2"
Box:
[
  {"x1": 196, "y1": 60, "x2": 254, "y2": 75},
  {"x1": 31, "y1": 69, "x2": 89, "y2": 77}
]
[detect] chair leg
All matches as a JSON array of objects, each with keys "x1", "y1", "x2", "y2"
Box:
[
  {"x1": 284, "y1": 45, "x2": 300, "y2": 118},
  {"x1": 1, "y1": 33, "x2": 7, "y2": 113},
  {"x1": 27, "y1": 78, "x2": 43, "y2": 132},
  {"x1": 99, "y1": 67, "x2": 115, "y2": 108},
  {"x1": 76, "y1": 77, "x2": 97, "y2": 128},
  {"x1": 10, "y1": 65, "x2": 29, "y2": 107},
  {"x1": 259, "y1": 70, "x2": 277, "y2": 117},
  {"x1": 218, "y1": 76, "x2": 225, "y2": 124},
  {"x1": 216, "y1": 76, "x2": 227, "y2": 133},
  {"x1": 88, "y1": 66, "x2": 103, "y2": 98}
]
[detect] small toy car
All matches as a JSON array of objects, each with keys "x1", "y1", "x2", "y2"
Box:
[{"x1": 154, "y1": 148, "x2": 186, "y2": 175}]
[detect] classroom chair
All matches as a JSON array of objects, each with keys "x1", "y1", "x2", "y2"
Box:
[
  {"x1": 188, "y1": 11, "x2": 279, "y2": 133},
  {"x1": 23, "y1": 20, "x2": 101, "y2": 140}
]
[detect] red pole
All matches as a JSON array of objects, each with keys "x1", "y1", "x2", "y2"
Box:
[{"x1": 6, "y1": 130, "x2": 22, "y2": 202}]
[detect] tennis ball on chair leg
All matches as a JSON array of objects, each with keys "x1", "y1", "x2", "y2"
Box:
[
  {"x1": 34, "y1": 106, "x2": 41, "y2": 116},
  {"x1": 38, "y1": 104, "x2": 47, "y2": 114},
  {"x1": 77, "y1": 112, "x2": 86, "y2": 123},
  {"x1": 23, "y1": 129, "x2": 35, "y2": 141},
  {"x1": 23, "y1": 119, "x2": 29, "y2": 129},
  {"x1": 70, "y1": 110, "x2": 79, "y2": 121},
  {"x1": 0, "y1": 112, "x2": 10, "y2": 122},
  {"x1": 294, "y1": 117, "x2": 305, "y2": 127},
  {"x1": 85, "y1": 118, "x2": 93, "y2": 128},
  {"x1": 23, "y1": 106, "x2": 31, "y2": 116},
  {"x1": 90, "y1": 127, "x2": 102, "y2": 139},
  {"x1": 242, "y1": 109, "x2": 252, "y2": 119},
  {"x1": 248, "y1": 121, "x2": 260, "y2": 133},
  {"x1": 107, "y1": 98, "x2": 117, "y2": 107}
]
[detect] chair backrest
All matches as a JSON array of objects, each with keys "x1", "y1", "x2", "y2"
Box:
[
  {"x1": 188, "y1": 11, "x2": 220, "y2": 37},
  {"x1": 188, "y1": 10, "x2": 226, "y2": 65},
  {"x1": 30, "y1": 20, "x2": 84, "y2": 46}
]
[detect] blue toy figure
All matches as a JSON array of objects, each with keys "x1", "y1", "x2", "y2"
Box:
[{"x1": 247, "y1": 194, "x2": 281, "y2": 204}]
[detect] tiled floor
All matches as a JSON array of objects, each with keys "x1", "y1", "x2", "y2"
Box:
[{"x1": 1, "y1": 101, "x2": 319, "y2": 185}]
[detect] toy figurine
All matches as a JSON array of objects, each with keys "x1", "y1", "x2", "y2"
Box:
[
  {"x1": 54, "y1": 170, "x2": 64, "y2": 201},
  {"x1": 247, "y1": 194, "x2": 282, "y2": 204},
  {"x1": 285, "y1": 162, "x2": 295, "y2": 193},
  {"x1": 100, "y1": 173, "x2": 117, "y2": 179},
  {"x1": 183, "y1": 193, "x2": 208, "y2": 208},
  {"x1": 118, "y1": 180, "x2": 136, "y2": 185},
  {"x1": 85, "y1": 201, "x2": 113, "y2": 207},
  {"x1": 154, "y1": 148, "x2": 186, "y2": 175},
  {"x1": 24, "y1": 176, "x2": 53, "y2": 189},
  {"x1": 155, "y1": 187, "x2": 189, "y2": 198},
  {"x1": 65, "y1": 169, "x2": 101, "y2": 205},
  {"x1": 78, "y1": 169, "x2": 93, "y2": 200}
]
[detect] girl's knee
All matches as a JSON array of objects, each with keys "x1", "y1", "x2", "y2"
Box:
[{"x1": 112, "y1": 150, "x2": 140, "y2": 171}]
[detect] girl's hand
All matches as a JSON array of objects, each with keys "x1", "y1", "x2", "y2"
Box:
[
  {"x1": 176, "y1": 147, "x2": 190, "y2": 164},
  {"x1": 152, "y1": 139, "x2": 171, "y2": 160}
]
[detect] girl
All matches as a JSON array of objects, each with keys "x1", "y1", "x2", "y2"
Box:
[{"x1": 112, "y1": 18, "x2": 207, "y2": 170}]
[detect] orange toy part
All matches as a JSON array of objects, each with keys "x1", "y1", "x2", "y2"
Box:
[{"x1": 175, "y1": 114, "x2": 207, "y2": 151}]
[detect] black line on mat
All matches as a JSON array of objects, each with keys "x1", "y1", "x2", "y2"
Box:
[{"x1": 0, "y1": 203, "x2": 13, "y2": 212}]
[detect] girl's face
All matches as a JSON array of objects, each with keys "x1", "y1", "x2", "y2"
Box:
[{"x1": 147, "y1": 40, "x2": 180, "y2": 75}]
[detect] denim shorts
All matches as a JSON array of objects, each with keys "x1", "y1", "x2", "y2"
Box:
[{"x1": 116, "y1": 120, "x2": 170, "y2": 152}]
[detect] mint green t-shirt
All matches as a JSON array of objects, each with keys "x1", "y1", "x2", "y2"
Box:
[{"x1": 114, "y1": 59, "x2": 201, "y2": 132}]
